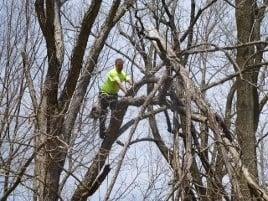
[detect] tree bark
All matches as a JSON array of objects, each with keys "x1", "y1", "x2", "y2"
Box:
[
  {"x1": 35, "y1": 1, "x2": 65, "y2": 200},
  {"x1": 235, "y1": 0, "x2": 262, "y2": 199}
]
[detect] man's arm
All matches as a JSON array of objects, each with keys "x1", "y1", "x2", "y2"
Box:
[
  {"x1": 126, "y1": 79, "x2": 133, "y2": 86},
  {"x1": 124, "y1": 75, "x2": 134, "y2": 96},
  {"x1": 116, "y1": 81, "x2": 128, "y2": 95}
]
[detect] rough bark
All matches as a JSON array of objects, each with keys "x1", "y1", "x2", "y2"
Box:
[
  {"x1": 35, "y1": 1, "x2": 65, "y2": 200},
  {"x1": 235, "y1": 1, "x2": 263, "y2": 199}
]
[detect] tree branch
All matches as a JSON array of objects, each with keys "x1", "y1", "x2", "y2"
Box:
[
  {"x1": 0, "y1": 143, "x2": 45, "y2": 201},
  {"x1": 179, "y1": 0, "x2": 217, "y2": 43},
  {"x1": 59, "y1": 0, "x2": 103, "y2": 106}
]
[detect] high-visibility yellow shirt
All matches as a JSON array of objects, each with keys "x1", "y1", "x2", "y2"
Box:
[{"x1": 101, "y1": 68, "x2": 130, "y2": 95}]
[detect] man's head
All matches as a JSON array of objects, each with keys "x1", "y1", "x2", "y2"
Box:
[{"x1": 115, "y1": 58, "x2": 124, "y2": 73}]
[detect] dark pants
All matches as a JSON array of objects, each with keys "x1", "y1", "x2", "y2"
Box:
[{"x1": 99, "y1": 92, "x2": 118, "y2": 138}]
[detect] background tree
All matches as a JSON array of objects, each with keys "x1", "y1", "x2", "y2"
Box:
[{"x1": 235, "y1": 0, "x2": 267, "y2": 199}]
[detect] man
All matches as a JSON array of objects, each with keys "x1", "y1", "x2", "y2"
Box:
[{"x1": 98, "y1": 58, "x2": 132, "y2": 139}]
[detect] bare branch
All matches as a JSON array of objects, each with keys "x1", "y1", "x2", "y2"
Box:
[
  {"x1": 21, "y1": 52, "x2": 38, "y2": 113},
  {"x1": 0, "y1": 143, "x2": 45, "y2": 201},
  {"x1": 256, "y1": 132, "x2": 268, "y2": 147},
  {"x1": 116, "y1": 137, "x2": 158, "y2": 146},
  {"x1": 180, "y1": 0, "x2": 217, "y2": 43},
  {"x1": 259, "y1": 94, "x2": 268, "y2": 113},
  {"x1": 181, "y1": 41, "x2": 268, "y2": 55},
  {"x1": 59, "y1": 0, "x2": 103, "y2": 106}
]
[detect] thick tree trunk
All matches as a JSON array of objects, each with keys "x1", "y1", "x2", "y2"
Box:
[
  {"x1": 34, "y1": 0, "x2": 65, "y2": 199},
  {"x1": 235, "y1": 0, "x2": 261, "y2": 199}
]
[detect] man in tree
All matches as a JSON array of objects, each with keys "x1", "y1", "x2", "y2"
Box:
[{"x1": 97, "y1": 58, "x2": 132, "y2": 139}]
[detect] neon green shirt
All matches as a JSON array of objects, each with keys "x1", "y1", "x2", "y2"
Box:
[{"x1": 101, "y1": 68, "x2": 130, "y2": 95}]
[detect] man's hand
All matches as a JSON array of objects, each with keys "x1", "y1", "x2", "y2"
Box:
[
  {"x1": 124, "y1": 95, "x2": 132, "y2": 99},
  {"x1": 116, "y1": 81, "x2": 128, "y2": 94},
  {"x1": 127, "y1": 79, "x2": 134, "y2": 86}
]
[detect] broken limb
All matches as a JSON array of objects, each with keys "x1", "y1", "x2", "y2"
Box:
[{"x1": 147, "y1": 29, "x2": 268, "y2": 200}]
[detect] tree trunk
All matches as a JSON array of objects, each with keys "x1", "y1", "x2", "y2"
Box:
[{"x1": 235, "y1": 0, "x2": 261, "y2": 199}]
